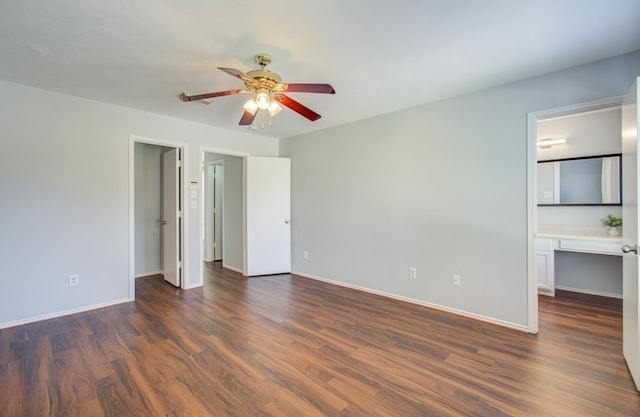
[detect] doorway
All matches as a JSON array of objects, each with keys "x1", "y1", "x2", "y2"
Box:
[
  {"x1": 131, "y1": 137, "x2": 186, "y2": 297},
  {"x1": 198, "y1": 151, "x2": 293, "y2": 282},
  {"x1": 201, "y1": 151, "x2": 245, "y2": 277},
  {"x1": 527, "y1": 97, "x2": 623, "y2": 333}
]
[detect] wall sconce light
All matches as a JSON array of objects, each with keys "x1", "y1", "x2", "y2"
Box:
[{"x1": 537, "y1": 138, "x2": 567, "y2": 148}]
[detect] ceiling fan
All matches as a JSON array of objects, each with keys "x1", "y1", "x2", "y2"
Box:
[{"x1": 180, "y1": 53, "x2": 335, "y2": 128}]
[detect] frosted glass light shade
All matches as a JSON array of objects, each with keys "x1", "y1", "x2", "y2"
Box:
[
  {"x1": 243, "y1": 98, "x2": 258, "y2": 115},
  {"x1": 256, "y1": 92, "x2": 270, "y2": 109},
  {"x1": 268, "y1": 101, "x2": 282, "y2": 117}
]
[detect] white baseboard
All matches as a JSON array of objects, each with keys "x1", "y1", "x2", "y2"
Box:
[
  {"x1": 222, "y1": 264, "x2": 243, "y2": 274},
  {"x1": 538, "y1": 287, "x2": 555, "y2": 297},
  {"x1": 293, "y1": 271, "x2": 529, "y2": 333},
  {"x1": 0, "y1": 298, "x2": 132, "y2": 330},
  {"x1": 555, "y1": 285, "x2": 622, "y2": 299},
  {"x1": 135, "y1": 271, "x2": 163, "y2": 278}
]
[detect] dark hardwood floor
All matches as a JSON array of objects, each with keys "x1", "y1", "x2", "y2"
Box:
[{"x1": 1, "y1": 262, "x2": 639, "y2": 416}]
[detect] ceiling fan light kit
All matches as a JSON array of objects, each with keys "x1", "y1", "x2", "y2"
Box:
[{"x1": 180, "y1": 53, "x2": 335, "y2": 128}]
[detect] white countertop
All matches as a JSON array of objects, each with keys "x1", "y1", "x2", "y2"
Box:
[{"x1": 536, "y1": 225, "x2": 623, "y2": 242}]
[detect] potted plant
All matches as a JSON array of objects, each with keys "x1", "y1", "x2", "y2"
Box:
[{"x1": 601, "y1": 214, "x2": 622, "y2": 236}]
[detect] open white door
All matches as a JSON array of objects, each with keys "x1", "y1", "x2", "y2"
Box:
[
  {"x1": 244, "y1": 156, "x2": 291, "y2": 276},
  {"x1": 162, "y1": 148, "x2": 181, "y2": 287},
  {"x1": 214, "y1": 164, "x2": 224, "y2": 261},
  {"x1": 622, "y1": 77, "x2": 640, "y2": 391},
  {"x1": 204, "y1": 161, "x2": 224, "y2": 262}
]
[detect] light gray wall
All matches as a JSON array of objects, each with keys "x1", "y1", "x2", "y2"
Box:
[
  {"x1": 555, "y1": 252, "x2": 622, "y2": 297},
  {"x1": 204, "y1": 152, "x2": 243, "y2": 271},
  {"x1": 134, "y1": 142, "x2": 163, "y2": 276},
  {"x1": 0, "y1": 79, "x2": 278, "y2": 327},
  {"x1": 537, "y1": 108, "x2": 622, "y2": 160},
  {"x1": 280, "y1": 51, "x2": 640, "y2": 328},
  {"x1": 538, "y1": 108, "x2": 622, "y2": 227}
]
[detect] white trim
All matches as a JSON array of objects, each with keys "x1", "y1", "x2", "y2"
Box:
[
  {"x1": 526, "y1": 96, "x2": 624, "y2": 335},
  {"x1": 294, "y1": 272, "x2": 529, "y2": 333},
  {"x1": 541, "y1": 105, "x2": 621, "y2": 122},
  {"x1": 199, "y1": 146, "x2": 250, "y2": 158},
  {"x1": 526, "y1": 109, "x2": 539, "y2": 334},
  {"x1": 242, "y1": 156, "x2": 248, "y2": 276},
  {"x1": 135, "y1": 271, "x2": 163, "y2": 278},
  {"x1": 129, "y1": 135, "x2": 189, "y2": 297},
  {"x1": 555, "y1": 285, "x2": 622, "y2": 299},
  {"x1": 129, "y1": 138, "x2": 136, "y2": 301},
  {"x1": 198, "y1": 146, "x2": 250, "y2": 286},
  {"x1": 223, "y1": 263, "x2": 243, "y2": 273},
  {"x1": 0, "y1": 298, "x2": 131, "y2": 330}
]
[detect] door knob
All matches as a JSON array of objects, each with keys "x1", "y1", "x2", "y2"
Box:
[
  {"x1": 622, "y1": 244, "x2": 638, "y2": 254},
  {"x1": 160, "y1": 220, "x2": 167, "y2": 226},
  {"x1": 284, "y1": 220, "x2": 290, "y2": 224}
]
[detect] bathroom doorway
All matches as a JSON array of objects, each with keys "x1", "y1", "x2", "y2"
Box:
[{"x1": 527, "y1": 97, "x2": 623, "y2": 332}]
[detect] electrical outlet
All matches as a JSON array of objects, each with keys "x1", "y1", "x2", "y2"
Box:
[
  {"x1": 303, "y1": 250, "x2": 308, "y2": 260},
  {"x1": 69, "y1": 274, "x2": 80, "y2": 287},
  {"x1": 409, "y1": 267, "x2": 417, "y2": 279},
  {"x1": 452, "y1": 274, "x2": 461, "y2": 287}
]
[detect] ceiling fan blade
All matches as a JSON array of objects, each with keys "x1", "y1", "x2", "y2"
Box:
[
  {"x1": 274, "y1": 94, "x2": 321, "y2": 121},
  {"x1": 218, "y1": 67, "x2": 256, "y2": 84},
  {"x1": 180, "y1": 90, "x2": 244, "y2": 102},
  {"x1": 239, "y1": 110, "x2": 257, "y2": 125},
  {"x1": 284, "y1": 83, "x2": 335, "y2": 94}
]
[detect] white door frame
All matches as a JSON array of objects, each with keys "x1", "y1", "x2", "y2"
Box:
[
  {"x1": 199, "y1": 147, "x2": 249, "y2": 285},
  {"x1": 526, "y1": 96, "x2": 623, "y2": 333},
  {"x1": 129, "y1": 135, "x2": 189, "y2": 299}
]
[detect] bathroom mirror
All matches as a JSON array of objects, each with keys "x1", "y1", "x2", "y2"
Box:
[{"x1": 537, "y1": 154, "x2": 621, "y2": 206}]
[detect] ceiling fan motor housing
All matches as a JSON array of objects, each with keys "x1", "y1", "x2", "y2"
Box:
[{"x1": 246, "y1": 69, "x2": 282, "y2": 86}]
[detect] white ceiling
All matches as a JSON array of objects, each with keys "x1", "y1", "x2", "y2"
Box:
[{"x1": 1, "y1": 0, "x2": 639, "y2": 139}]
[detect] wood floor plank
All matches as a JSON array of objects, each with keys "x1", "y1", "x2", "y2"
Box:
[
  {"x1": 1, "y1": 359, "x2": 26, "y2": 416},
  {"x1": 1, "y1": 264, "x2": 640, "y2": 416}
]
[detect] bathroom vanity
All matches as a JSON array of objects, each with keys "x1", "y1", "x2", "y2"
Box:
[{"x1": 536, "y1": 226, "x2": 622, "y2": 296}]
